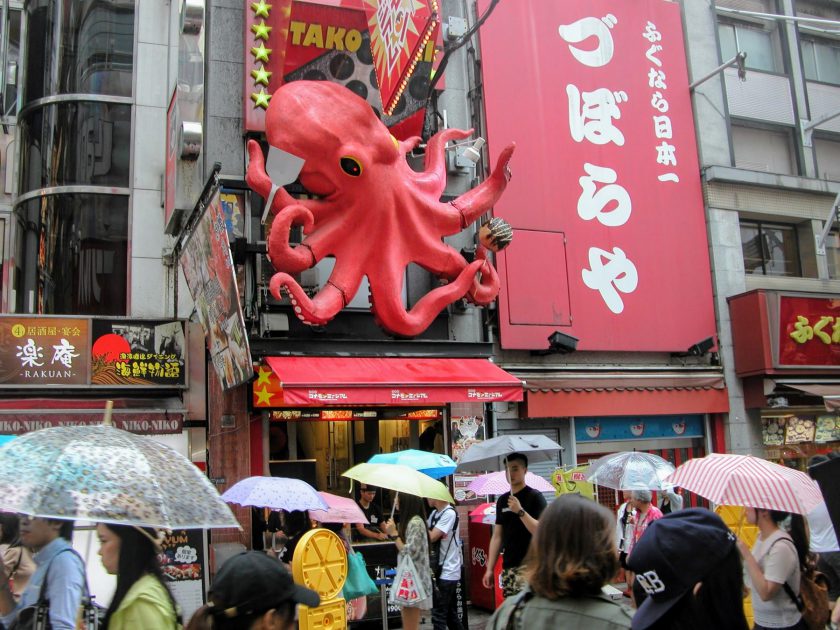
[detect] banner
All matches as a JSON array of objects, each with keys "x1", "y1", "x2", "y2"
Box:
[
  {"x1": 160, "y1": 529, "x2": 207, "y2": 622},
  {"x1": 480, "y1": 0, "x2": 716, "y2": 351},
  {"x1": 180, "y1": 188, "x2": 252, "y2": 390}
]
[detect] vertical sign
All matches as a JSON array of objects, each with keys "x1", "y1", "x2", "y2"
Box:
[
  {"x1": 179, "y1": 189, "x2": 252, "y2": 390},
  {"x1": 479, "y1": 0, "x2": 716, "y2": 351}
]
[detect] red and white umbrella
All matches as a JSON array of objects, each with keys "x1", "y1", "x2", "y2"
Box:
[
  {"x1": 309, "y1": 491, "x2": 368, "y2": 524},
  {"x1": 467, "y1": 471, "x2": 555, "y2": 495},
  {"x1": 668, "y1": 453, "x2": 824, "y2": 514},
  {"x1": 468, "y1": 502, "x2": 497, "y2": 525}
]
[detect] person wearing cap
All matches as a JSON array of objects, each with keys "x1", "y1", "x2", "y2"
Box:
[
  {"x1": 186, "y1": 551, "x2": 320, "y2": 630},
  {"x1": 487, "y1": 494, "x2": 632, "y2": 630},
  {"x1": 482, "y1": 452, "x2": 547, "y2": 598},
  {"x1": 354, "y1": 485, "x2": 389, "y2": 542},
  {"x1": 625, "y1": 508, "x2": 748, "y2": 629},
  {"x1": 95, "y1": 523, "x2": 180, "y2": 629},
  {"x1": 807, "y1": 454, "x2": 840, "y2": 604}
]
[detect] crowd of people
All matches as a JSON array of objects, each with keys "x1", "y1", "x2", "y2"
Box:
[{"x1": 0, "y1": 450, "x2": 836, "y2": 630}]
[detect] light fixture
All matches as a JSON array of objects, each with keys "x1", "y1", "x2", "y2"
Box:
[
  {"x1": 447, "y1": 137, "x2": 486, "y2": 171},
  {"x1": 687, "y1": 336, "x2": 715, "y2": 357},
  {"x1": 531, "y1": 331, "x2": 579, "y2": 356}
]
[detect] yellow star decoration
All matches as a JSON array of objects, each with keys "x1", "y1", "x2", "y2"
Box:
[
  {"x1": 251, "y1": 64, "x2": 272, "y2": 87},
  {"x1": 251, "y1": 19, "x2": 272, "y2": 40},
  {"x1": 251, "y1": 89, "x2": 272, "y2": 109},
  {"x1": 255, "y1": 365, "x2": 273, "y2": 386},
  {"x1": 254, "y1": 387, "x2": 274, "y2": 406},
  {"x1": 251, "y1": 42, "x2": 272, "y2": 63},
  {"x1": 251, "y1": 0, "x2": 272, "y2": 18}
]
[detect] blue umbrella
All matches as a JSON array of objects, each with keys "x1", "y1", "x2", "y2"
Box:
[
  {"x1": 369, "y1": 449, "x2": 456, "y2": 479},
  {"x1": 0, "y1": 435, "x2": 16, "y2": 447}
]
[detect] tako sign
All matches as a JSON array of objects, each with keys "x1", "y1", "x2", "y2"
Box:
[{"x1": 479, "y1": 0, "x2": 715, "y2": 351}]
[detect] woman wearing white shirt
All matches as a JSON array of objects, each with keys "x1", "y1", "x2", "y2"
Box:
[{"x1": 737, "y1": 507, "x2": 808, "y2": 630}]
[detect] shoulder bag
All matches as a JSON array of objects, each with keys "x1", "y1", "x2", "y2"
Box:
[
  {"x1": 10, "y1": 548, "x2": 103, "y2": 630},
  {"x1": 769, "y1": 539, "x2": 830, "y2": 630},
  {"x1": 342, "y1": 549, "x2": 379, "y2": 600}
]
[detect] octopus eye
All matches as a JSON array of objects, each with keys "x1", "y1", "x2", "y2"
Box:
[{"x1": 340, "y1": 156, "x2": 363, "y2": 177}]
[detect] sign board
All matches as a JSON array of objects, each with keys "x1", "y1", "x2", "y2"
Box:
[
  {"x1": 180, "y1": 188, "x2": 252, "y2": 390},
  {"x1": 779, "y1": 295, "x2": 840, "y2": 367},
  {"x1": 479, "y1": 0, "x2": 716, "y2": 351},
  {"x1": 0, "y1": 316, "x2": 187, "y2": 388},
  {"x1": 160, "y1": 529, "x2": 207, "y2": 622}
]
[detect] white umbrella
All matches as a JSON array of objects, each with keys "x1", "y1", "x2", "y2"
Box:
[{"x1": 222, "y1": 476, "x2": 328, "y2": 512}]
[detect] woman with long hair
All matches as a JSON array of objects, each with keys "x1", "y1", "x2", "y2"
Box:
[
  {"x1": 737, "y1": 508, "x2": 809, "y2": 630},
  {"x1": 626, "y1": 508, "x2": 749, "y2": 630},
  {"x1": 0, "y1": 512, "x2": 35, "y2": 600},
  {"x1": 488, "y1": 494, "x2": 632, "y2": 630},
  {"x1": 277, "y1": 510, "x2": 311, "y2": 565},
  {"x1": 186, "y1": 551, "x2": 319, "y2": 630},
  {"x1": 383, "y1": 493, "x2": 432, "y2": 630},
  {"x1": 96, "y1": 523, "x2": 180, "y2": 629}
]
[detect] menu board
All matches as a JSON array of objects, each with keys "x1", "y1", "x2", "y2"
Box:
[{"x1": 160, "y1": 529, "x2": 206, "y2": 621}]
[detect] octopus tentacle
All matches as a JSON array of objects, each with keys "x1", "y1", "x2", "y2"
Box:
[
  {"x1": 267, "y1": 205, "x2": 317, "y2": 273},
  {"x1": 450, "y1": 143, "x2": 516, "y2": 227},
  {"x1": 270, "y1": 274, "x2": 346, "y2": 327},
  {"x1": 245, "y1": 139, "x2": 324, "y2": 218},
  {"x1": 370, "y1": 259, "x2": 486, "y2": 337},
  {"x1": 411, "y1": 128, "x2": 474, "y2": 197},
  {"x1": 465, "y1": 248, "x2": 500, "y2": 305}
]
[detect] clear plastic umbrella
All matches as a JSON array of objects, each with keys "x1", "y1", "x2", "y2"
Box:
[
  {"x1": 0, "y1": 424, "x2": 239, "y2": 529},
  {"x1": 584, "y1": 451, "x2": 675, "y2": 491}
]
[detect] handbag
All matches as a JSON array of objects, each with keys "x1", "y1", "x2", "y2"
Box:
[
  {"x1": 341, "y1": 550, "x2": 379, "y2": 599},
  {"x1": 9, "y1": 548, "x2": 101, "y2": 630},
  {"x1": 388, "y1": 553, "x2": 428, "y2": 606},
  {"x1": 770, "y1": 541, "x2": 831, "y2": 630}
]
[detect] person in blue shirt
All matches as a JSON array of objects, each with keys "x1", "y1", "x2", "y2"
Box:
[{"x1": 0, "y1": 515, "x2": 86, "y2": 630}]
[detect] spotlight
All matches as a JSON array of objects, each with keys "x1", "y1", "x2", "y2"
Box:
[{"x1": 687, "y1": 336, "x2": 715, "y2": 357}]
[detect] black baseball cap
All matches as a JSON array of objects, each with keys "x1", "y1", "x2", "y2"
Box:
[
  {"x1": 209, "y1": 551, "x2": 320, "y2": 618},
  {"x1": 626, "y1": 508, "x2": 736, "y2": 630}
]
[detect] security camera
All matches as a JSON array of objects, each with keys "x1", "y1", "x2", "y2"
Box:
[
  {"x1": 687, "y1": 336, "x2": 715, "y2": 357},
  {"x1": 547, "y1": 331, "x2": 579, "y2": 354}
]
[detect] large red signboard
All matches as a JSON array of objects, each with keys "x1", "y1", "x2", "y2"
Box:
[
  {"x1": 779, "y1": 296, "x2": 840, "y2": 367},
  {"x1": 479, "y1": 0, "x2": 715, "y2": 351}
]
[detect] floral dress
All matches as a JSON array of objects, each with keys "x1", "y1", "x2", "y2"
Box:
[{"x1": 398, "y1": 515, "x2": 433, "y2": 610}]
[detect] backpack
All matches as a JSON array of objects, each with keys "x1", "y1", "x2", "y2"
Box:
[
  {"x1": 768, "y1": 539, "x2": 831, "y2": 630},
  {"x1": 428, "y1": 506, "x2": 459, "y2": 580}
]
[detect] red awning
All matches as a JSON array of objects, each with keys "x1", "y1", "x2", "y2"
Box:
[
  {"x1": 524, "y1": 373, "x2": 729, "y2": 417},
  {"x1": 263, "y1": 357, "x2": 523, "y2": 405}
]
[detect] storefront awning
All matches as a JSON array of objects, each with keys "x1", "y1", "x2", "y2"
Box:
[
  {"x1": 262, "y1": 357, "x2": 523, "y2": 405},
  {"x1": 0, "y1": 398, "x2": 186, "y2": 434},
  {"x1": 523, "y1": 372, "x2": 729, "y2": 417},
  {"x1": 779, "y1": 383, "x2": 840, "y2": 412}
]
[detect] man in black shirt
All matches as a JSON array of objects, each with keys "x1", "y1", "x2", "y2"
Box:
[
  {"x1": 481, "y1": 452, "x2": 547, "y2": 597},
  {"x1": 353, "y1": 485, "x2": 389, "y2": 542}
]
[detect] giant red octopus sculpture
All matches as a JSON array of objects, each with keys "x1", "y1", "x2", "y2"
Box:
[{"x1": 246, "y1": 80, "x2": 515, "y2": 337}]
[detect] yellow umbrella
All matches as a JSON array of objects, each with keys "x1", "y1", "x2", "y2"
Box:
[{"x1": 342, "y1": 463, "x2": 454, "y2": 503}]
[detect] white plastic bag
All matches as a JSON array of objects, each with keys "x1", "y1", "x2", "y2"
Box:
[{"x1": 388, "y1": 553, "x2": 428, "y2": 606}]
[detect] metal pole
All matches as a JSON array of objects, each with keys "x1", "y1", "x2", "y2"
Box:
[{"x1": 689, "y1": 52, "x2": 747, "y2": 90}]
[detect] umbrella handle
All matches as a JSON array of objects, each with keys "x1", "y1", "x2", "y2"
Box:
[{"x1": 103, "y1": 400, "x2": 114, "y2": 426}]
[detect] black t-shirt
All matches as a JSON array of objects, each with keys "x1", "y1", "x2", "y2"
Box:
[
  {"x1": 495, "y1": 485, "x2": 547, "y2": 569},
  {"x1": 353, "y1": 501, "x2": 385, "y2": 540}
]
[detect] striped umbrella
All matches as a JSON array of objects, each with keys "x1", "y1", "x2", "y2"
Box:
[{"x1": 667, "y1": 453, "x2": 824, "y2": 514}]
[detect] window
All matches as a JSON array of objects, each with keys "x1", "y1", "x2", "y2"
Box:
[
  {"x1": 825, "y1": 232, "x2": 840, "y2": 279},
  {"x1": 13, "y1": 194, "x2": 128, "y2": 315},
  {"x1": 718, "y1": 21, "x2": 781, "y2": 73},
  {"x1": 740, "y1": 221, "x2": 801, "y2": 276},
  {"x1": 814, "y1": 136, "x2": 840, "y2": 181},
  {"x1": 731, "y1": 124, "x2": 796, "y2": 175},
  {"x1": 801, "y1": 38, "x2": 840, "y2": 85}
]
